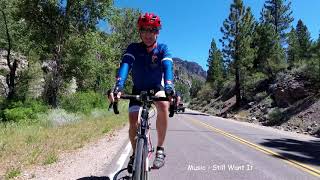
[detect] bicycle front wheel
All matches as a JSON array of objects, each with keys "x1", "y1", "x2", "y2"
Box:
[
  {"x1": 133, "y1": 138, "x2": 144, "y2": 180},
  {"x1": 143, "y1": 149, "x2": 149, "y2": 180},
  {"x1": 143, "y1": 169, "x2": 149, "y2": 180}
]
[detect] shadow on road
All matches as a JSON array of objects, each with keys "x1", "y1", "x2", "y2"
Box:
[
  {"x1": 260, "y1": 138, "x2": 320, "y2": 166},
  {"x1": 77, "y1": 176, "x2": 110, "y2": 180},
  {"x1": 178, "y1": 112, "x2": 210, "y2": 116}
]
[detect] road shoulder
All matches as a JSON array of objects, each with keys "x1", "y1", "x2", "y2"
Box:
[{"x1": 18, "y1": 124, "x2": 129, "y2": 180}]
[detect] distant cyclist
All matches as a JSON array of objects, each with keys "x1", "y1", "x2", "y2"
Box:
[
  {"x1": 176, "y1": 91, "x2": 181, "y2": 107},
  {"x1": 108, "y1": 12, "x2": 174, "y2": 173}
]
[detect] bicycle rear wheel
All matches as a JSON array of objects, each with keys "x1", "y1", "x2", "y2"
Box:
[{"x1": 133, "y1": 138, "x2": 144, "y2": 180}]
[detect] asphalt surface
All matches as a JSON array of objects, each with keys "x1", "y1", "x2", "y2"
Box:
[{"x1": 105, "y1": 109, "x2": 320, "y2": 180}]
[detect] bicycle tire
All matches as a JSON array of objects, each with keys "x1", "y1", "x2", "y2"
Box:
[
  {"x1": 143, "y1": 146, "x2": 149, "y2": 180},
  {"x1": 112, "y1": 168, "x2": 130, "y2": 180},
  {"x1": 144, "y1": 171, "x2": 149, "y2": 180},
  {"x1": 143, "y1": 168, "x2": 149, "y2": 180},
  {"x1": 133, "y1": 138, "x2": 144, "y2": 180}
]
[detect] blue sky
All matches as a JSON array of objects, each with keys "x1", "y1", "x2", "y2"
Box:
[{"x1": 107, "y1": 0, "x2": 320, "y2": 70}]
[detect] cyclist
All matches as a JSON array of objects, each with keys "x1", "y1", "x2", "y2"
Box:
[
  {"x1": 176, "y1": 91, "x2": 181, "y2": 107},
  {"x1": 108, "y1": 12, "x2": 174, "y2": 173}
]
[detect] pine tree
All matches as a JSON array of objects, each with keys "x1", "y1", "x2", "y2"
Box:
[
  {"x1": 212, "y1": 50, "x2": 224, "y2": 92},
  {"x1": 296, "y1": 19, "x2": 312, "y2": 59},
  {"x1": 316, "y1": 33, "x2": 320, "y2": 80},
  {"x1": 287, "y1": 27, "x2": 300, "y2": 67},
  {"x1": 307, "y1": 33, "x2": 320, "y2": 83},
  {"x1": 261, "y1": 0, "x2": 294, "y2": 44},
  {"x1": 220, "y1": 0, "x2": 256, "y2": 106},
  {"x1": 206, "y1": 39, "x2": 218, "y2": 83},
  {"x1": 206, "y1": 38, "x2": 224, "y2": 92},
  {"x1": 253, "y1": 24, "x2": 274, "y2": 70},
  {"x1": 253, "y1": 20, "x2": 286, "y2": 78}
]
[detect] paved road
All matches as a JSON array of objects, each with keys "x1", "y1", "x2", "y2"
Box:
[{"x1": 105, "y1": 109, "x2": 320, "y2": 180}]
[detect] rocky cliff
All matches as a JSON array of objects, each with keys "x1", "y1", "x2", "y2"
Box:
[{"x1": 173, "y1": 57, "x2": 206, "y2": 87}]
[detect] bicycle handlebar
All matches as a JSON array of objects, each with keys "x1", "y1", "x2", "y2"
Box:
[
  {"x1": 108, "y1": 92, "x2": 175, "y2": 117},
  {"x1": 120, "y1": 94, "x2": 169, "y2": 101}
]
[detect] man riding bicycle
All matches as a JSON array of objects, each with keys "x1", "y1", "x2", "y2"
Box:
[{"x1": 108, "y1": 12, "x2": 174, "y2": 173}]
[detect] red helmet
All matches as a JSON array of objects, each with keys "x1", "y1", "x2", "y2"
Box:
[{"x1": 137, "y1": 13, "x2": 161, "y2": 29}]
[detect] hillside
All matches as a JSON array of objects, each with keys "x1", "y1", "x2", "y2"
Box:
[
  {"x1": 172, "y1": 57, "x2": 206, "y2": 102},
  {"x1": 189, "y1": 70, "x2": 320, "y2": 137},
  {"x1": 173, "y1": 57, "x2": 206, "y2": 86}
]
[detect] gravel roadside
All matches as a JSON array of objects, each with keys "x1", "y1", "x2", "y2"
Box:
[{"x1": 17, "y1": 124, "x2": 129, "y2": 180}]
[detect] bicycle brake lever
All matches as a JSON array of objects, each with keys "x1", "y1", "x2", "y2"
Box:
[
  {"x1": 108, "y1": 102, "x2": 113, "y2": 111},
  {"x1": 113, "y1": 101, "x2": 119, "y2": 114}
]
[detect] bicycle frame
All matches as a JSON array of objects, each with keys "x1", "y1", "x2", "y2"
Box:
[
  {"x1": 133, "y1": 101, "x2": 153, "y2": 180},
  {"x1": 110, "y1": 91, "x2": 174, "y2": 180}
]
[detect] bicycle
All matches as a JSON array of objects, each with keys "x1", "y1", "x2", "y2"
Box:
[{"x1": 110, "y1": 90, "x2": 175, "y2": 180}]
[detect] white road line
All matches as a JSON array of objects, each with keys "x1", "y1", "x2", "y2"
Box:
[{"x1": 108, "y1": 142, "x2": 131, "y2": 179}]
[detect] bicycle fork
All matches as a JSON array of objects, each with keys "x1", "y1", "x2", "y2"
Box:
[{"x1": 146, "y1": 125, "x2": 154, "y2": 171}]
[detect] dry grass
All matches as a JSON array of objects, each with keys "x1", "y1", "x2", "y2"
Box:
[
  {"x1": 235, "y1": 110, "x2": 250, "y2": 121},
  {"x1": 0, "y1": 102, "x2": 128, "y2": 179}
]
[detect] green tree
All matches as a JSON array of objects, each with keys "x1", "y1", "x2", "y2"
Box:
[
  {"x1": 0, "y1": 0, "x2": 30, "y2": 100},
  {"x1": 206, "y1": 39, "x2": 217, "y2": 83},
  {"x1": 287, "y1": 27, "x2": 300, "y2": 67},
  {"x1": 61, "y1": 8, "x2": 140, "y2": 93},
  {"x1": 190, "y1": 78, "x2": 204, "y2": 98},
  {"x1": 174, "y1": 81, "x2": 190, "y2": 102},
  {"x1": 63, "y1": 31, "x2": 103, "y2": 91},
  {"x1": 206, "y1": 38, "x2": 224, "y2": 92},
  {"x1": 105, "y1": 8, "x2": 141, "y2": 92},
  {"x1": 303, "y1": 34, "x2": 320, "y2": 83},
  {"x1": 318, "y1": 34, "x2": 320, "y2": 80},
  {"x1": 313, "y1": 33, "x2": 320, "y2": 81},
  {"x1": 220, "y1": 0, "x2": 256, "y2": 106},
  {"x1": 0, "y1": 2, "x2": 15, "y2": 100},
  {"x1": 261, "y1": 0, "x2": 294, "y2": 44},
  {"x1": 107, "y1": 8, "x2": 140, "y2": 53},
  {"x1": 296, "y1": 19, "x2": 312, "y2": 59},
  {"x1": 17, "y1": 0, "x2": 113, "y2": 107},
  {"x1": 253, "y1": 22, "x2": 286, "y2": 78}
]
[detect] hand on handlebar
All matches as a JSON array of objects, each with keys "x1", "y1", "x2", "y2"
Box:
[
  {"x1": 164, "y1": 87, "x2": 175, "y2": 106},
  {"x1": 107, "y1": 87, "x2": 122, "y2": 114},
  {"x1": 108, "y1": 87, "x2": 122, "y2": 103},
  {"x1": 165, "y1": 86, "x2": 176, "y2": 117}
]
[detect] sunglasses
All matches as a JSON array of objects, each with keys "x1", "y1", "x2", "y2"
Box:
[{"x1": 139, "y1": 28, "x2": 159, "y2": 34}]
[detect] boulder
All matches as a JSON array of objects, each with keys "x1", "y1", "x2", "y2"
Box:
[{"x1": 270, "y1": 73, "x2": 308, "y2": 108}]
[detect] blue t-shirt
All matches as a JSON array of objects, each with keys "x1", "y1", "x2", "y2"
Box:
[{"x1": 116, "y1": 42, "x2": 174, "y2": 91}]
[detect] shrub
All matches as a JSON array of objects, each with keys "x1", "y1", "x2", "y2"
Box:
[
  {"x1": 253, "y1": 91, "x2": 268, "y2": 102},
  {"x1": 291, "y1": 58, "x2": 320, "y2": 85},
  {"x1": 243, "y1": 72, "x2": 268, "y2": 102},
  {"x1": 219, "y1": 79, "x2": 235, "y2": 101},
  {"x1": 4, "y1": 107, "x2": 33, "y2": 122},
  {"x1": 2, "y1": 100, "x2": 48, "y2": 123},
  {"x1": 60, "y1": 91, "x2": 107, "y2": 114},
  {"x1": 197, "y1": 83, "x2": 215, "y2": 99},
  {"x1": 266, "y1": 108, "x2": 283, "y2": 125}
]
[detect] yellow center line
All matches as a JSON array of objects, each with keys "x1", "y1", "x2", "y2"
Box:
[{"x1": 183, "y1": 115, "x2": 320, "y2": 177}]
